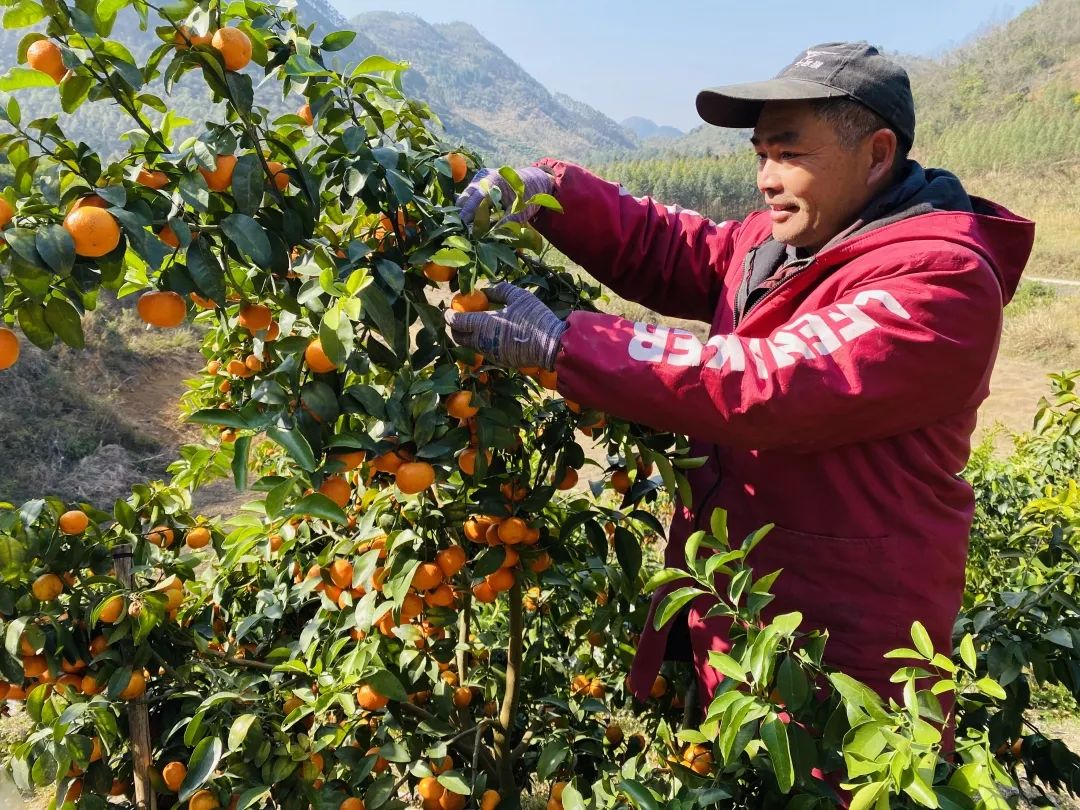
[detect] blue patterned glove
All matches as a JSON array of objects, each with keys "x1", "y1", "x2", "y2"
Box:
[
  {"x1": 443, "y1": 282, "x2": 567, "y2": 370},
  {"x1": 455, "y1": 167, "x2": 554, "y2": 229}
]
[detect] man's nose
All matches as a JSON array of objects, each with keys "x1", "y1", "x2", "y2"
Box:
[{"x1": 757, "y1": 159, "x2": 782, "y2": 197}]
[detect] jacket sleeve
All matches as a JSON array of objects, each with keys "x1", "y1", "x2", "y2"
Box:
[
  {"x1": 531, "y1": 158, "x2": 740, "y2": 323},
  {"x1": 554, "y1": 248, "x2": 1003, "y2": 453}
]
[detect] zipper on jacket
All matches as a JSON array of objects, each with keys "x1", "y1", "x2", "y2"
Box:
[{"x1": 733, "y1": 260, "x2": 816, "y2": 330}]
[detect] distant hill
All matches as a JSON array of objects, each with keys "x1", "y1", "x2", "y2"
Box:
[
  {"x1": 621, "y1": 116, "x2": 684, "y2": 141},
  {"x1": 0, "y1": 4, "x2": 637, "y2": 164},
  {"x1": 348, "y1": 12, "x2": 637, "y2": 162}
]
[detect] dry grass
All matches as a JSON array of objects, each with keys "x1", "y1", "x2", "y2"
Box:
[
  {"x1": 1002, "y1": 286, "x2": 1080, "y2": 370},
  {"x1": 0, "y1": 295, "x2": 203, "y2": 506}
]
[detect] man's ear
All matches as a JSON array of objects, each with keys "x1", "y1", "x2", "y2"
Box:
[{"x1": 867, "y1": 128, "x2": 898, "y2": 187}]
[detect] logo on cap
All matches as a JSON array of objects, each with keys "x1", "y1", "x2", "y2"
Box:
[{"x1": 793, "y1": 49, "x2": 837, "y2": 70}]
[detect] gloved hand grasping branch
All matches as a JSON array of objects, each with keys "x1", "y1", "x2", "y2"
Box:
[
  {"x1": 443, "y1": 282, "x2": 567, "y2": 371},
  {"x1": 455, "y1": 167, "x2": 554, "y2": 229}
]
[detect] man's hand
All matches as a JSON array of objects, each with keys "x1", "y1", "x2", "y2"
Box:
[
  {"x1": 443, "y1": 282, "x2": 567, "y2": 371},
  {"x1": 456, "y1": 167, "x2": 554, "y2": 229}
]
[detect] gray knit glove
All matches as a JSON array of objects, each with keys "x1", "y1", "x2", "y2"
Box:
[
  {"x1": 443, "y1": 282, "x2": 568, "y2": 370},
  {"x1": 456, "y1": 167, "x2": 554, "y2": 228}
]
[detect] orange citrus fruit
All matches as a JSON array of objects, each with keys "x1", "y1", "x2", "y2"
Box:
[
  {"x1": 412, "y1": 562, "x2": 443, "y2": 591},
  {"x1": 305, "y1": 338, "x2": 338, "y2": 373},
  {"x1": 0, "y1": 327, "x2": 18, "y2": 370},
  {"x1": 297, "y1": 103, "x2": 313, "y2": 125},
  {"x1": 58, "y1": 509, "x2": 89, "y2": 535},
  {"x1": 211, "y1": 27, "x2": 252, "y2": 71},
  {"x1": 266, "y1": 160, "x2": 290, "y2": 191},
  {"x1": 319, "y1": 475, "x2": 352, "y2": 508},
  {"x1": 199, "y1": 154, "x2": 237, "y2": 192},
  {"x1": 162, "y1": 761, "x2": 186, "y2": 792},
  {"x1": 26, "y1": 39, "x2": 66, "y2": 83},
  {"x1": 0, "y1": 197, "x2": 13, "y2": 229},
  {"x1": 137, "y1": 291, "x2": 187, "y2": 328},
  {"x1": 356, "y1": 684, "x2": 389, "y2": 711},
  {"x1": 118, "y1": 669, "x2": 146, "y2": 700},
  {"x1": 396, "y1": 461, "x2": 435, "y2": 495},
  {"x1": 32, "y1": 573, "x2": 63, "y2": 601},
  {"x1": 186, "y1": 527, "x2": 211, "y2": 549},
  {"x1": 450, "y1": 290, "x2": 488, "y2": 312},
  {"x1": 98, "y1": 595, "x2": 124, "y2": 624},
  {"x1": 147, "y1": 525, "x2": 175, "y2": 547},
  {"x1": 448, "y1": 152, "x2": 468, "y2": 183},
  {"x1": 64, "y1": 206, "x2": 121, "y2": 257},
  {"x1": 446, "y1": 391, "x2": 479, "y2": 419},
  {"x1": 136, "y1": 168, "x2": 169, "y2": 189},
  {"x1": 436, "y1": 546, "x2": 467, "y2": 578},
  {"x1": 423, "y1": 261, "x2": 456, "y2": 282},
  {"x1": 190, "y1": 789, "x2": 221, "y2": 810},
  {"x1": 237, "y1": 303, "x2": 272, "y2": 332}
]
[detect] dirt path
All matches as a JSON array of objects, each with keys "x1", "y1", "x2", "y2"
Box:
[{"x1": 978, "y1": 352, "x2": 1053, "y2": 437}]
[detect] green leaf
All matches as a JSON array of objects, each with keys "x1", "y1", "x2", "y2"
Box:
[
  {"x1": 266, "y1": 426, "x2": 316, "y2": 471},
  {"x1": 59, "y1": 74, "x2": 92, "y2": 113},
  {"x1": 561, "y1": 784, "x2": 585, "y2": 810},
  {"x1": 428, "y1": 247, "x2": 471, "y2": 267},
  {"x1": 437, "y1": 774, "x2": 470, "y2": 795},
  {"x1": 353, "y1": 55, "x2": 408, "y2": 74},
  {"x1": 364, "y1": 669, "x2": 407, "y2": 702},
  {"x1": 536, "y1": 739, "x2": 569, "y2": 781},
  {"x1": 613, "y1": 527, "x2": 642, "y2": 591},
  {"x1": 707, "y1": 650, "x2": 746, "y2": 683},
  {"x1": 186, "y1": 239, "x2": 226, "y2": 304},
  {"x1": 776, "y1": 655, "x2": 809, "y2": 709},
  {"x1": 228, "y1": 714, "x2": 257, "y2": 752},
  {"x1": 848, "y1": 781, "x2": 886, "y2": 810},
  {"x1": 642, "y1": 568, "x2": 686, "y2": 594},
  {"x1": 221, "y1": 213, "x2": 272, "y2": 266},
  {"x1": 618, "y1": 780, "x2": 660, "y2": 810},
  {"x1": 958, "y1": 634, "x2": 977, "y2": 671},
  {"x1": 4, "y1": 1, "x2": 46, "y2": 28},
  {"x1": 0, "y1": 67, "x2": 56, "y2": 91},
  {"x1": 36, "y1": 225, "x2": 75, "y2": 277},
  {"x1": 653, "y1": 586, "x2": 702, "y2": 631},
  {"x1": 321, "y1": 30, "x2": 356, "y2": 51},
  {"x1": 231, "y1": 435, "x2": 251, "y2": 491},
  {"x1": 179, "y1": 736, "x2": 223, "y2": 801},
  {"x1": 43, "y1": 297, "x2": 84, "y2": 349},
  {"x1": 974, "y1": 677, "x2": 1006, "y2": 700},
  {"x1": 910, "y1": 621, "x2": 934, "y2": 659},
  {"x1": 709, "y1": 507, "x2": 729, "y2": 547},
  {"x1": 761, "y1": 717, "x2": 794, "y2": 793},
  {"x1": 230, "y1": 153, "x2": 264, "y2": 216},
  {"x1": 288, "y1": 494, "x2": 347, "y2": 525}
]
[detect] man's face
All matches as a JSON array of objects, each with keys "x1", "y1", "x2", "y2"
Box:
[{"x1": 751, "y1": 101, "x2": 877, "y2": 251}]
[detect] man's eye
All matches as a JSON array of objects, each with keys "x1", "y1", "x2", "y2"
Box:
[{"x1": 780, "y1": 151, "x2": 798, "y2": 160}]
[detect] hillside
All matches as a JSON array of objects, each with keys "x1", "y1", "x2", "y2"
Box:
[
  {"x1": 621, "y1": 116, "x2": 684, "y2": 141},
  {"x1": 348, "y1": 12, "x2": 637, "y2": 162},
  {"x1": 0, "y1": 4, "x2": 636, "y2": 164}
]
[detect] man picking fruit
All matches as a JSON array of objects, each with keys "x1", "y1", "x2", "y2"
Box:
[{"x1": 445, "y1": 43, "x2": 1034, "y2": 710}]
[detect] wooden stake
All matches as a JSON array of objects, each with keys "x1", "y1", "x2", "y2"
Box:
[{"x1": 113, "y1": 544, "x2": 156, "y2": 810}]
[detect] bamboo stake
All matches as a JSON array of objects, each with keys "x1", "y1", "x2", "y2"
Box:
[{"x1": 113, "y1": 544, "x2": 156, "y2": 810}]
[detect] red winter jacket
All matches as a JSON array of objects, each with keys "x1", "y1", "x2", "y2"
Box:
[{"x1": 532, "y1": 158, "x2": 1035, "y2": 706}]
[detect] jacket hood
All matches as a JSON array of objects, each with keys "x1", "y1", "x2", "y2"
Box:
[{"x1": 819, "y1": 164, "x2": 1035, "y2": 305}]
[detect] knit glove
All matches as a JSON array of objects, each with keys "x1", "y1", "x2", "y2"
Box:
[
  {"x1": 456, "y1": 167, "x2": 554, "y2": 228},
  {"x1": 443, "y1": 282, "x2": 568, "y2": 370}
]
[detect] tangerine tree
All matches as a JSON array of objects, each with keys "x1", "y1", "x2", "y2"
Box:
[{"x1": 0, "y1": 0, "x2": 699, "y2": 807}]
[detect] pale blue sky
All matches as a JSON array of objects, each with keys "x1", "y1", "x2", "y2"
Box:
[{"x1": 332, "y1": 0, "x2": 1036, "y2": 131}]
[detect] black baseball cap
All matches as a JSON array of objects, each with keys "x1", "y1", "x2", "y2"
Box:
[{"x1": 696, "y1": 42, "x2": 915, "y2": 147}]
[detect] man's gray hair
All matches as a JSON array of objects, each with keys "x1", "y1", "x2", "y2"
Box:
[{"x1": 810, "y1": 97, "x2": 910, "y2": 174}]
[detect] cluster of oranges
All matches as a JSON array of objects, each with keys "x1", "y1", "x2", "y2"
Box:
[{"x1": 415, "y1": 755, "x2": 476, "y2": 810}]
